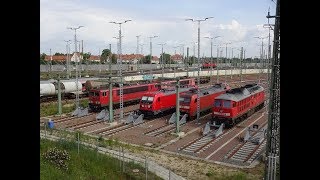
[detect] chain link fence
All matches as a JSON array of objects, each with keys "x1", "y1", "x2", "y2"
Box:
[{"x1": 40, "y1": 127, "x2": 185, "y2": 180}]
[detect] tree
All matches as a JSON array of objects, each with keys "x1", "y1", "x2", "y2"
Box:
[
  {"x1": 100, "y1": 49, "x2": 111, "y2": 63},
  {"x1": 82, "y1": 52, "x2": 91, "y2": 64},
  {"x1": 40, "y1": 53, "x2": 47, "y2": 64},
  {"x1": 160, "y1": 53, "x2": 171, "y2": 64},
  {"x1": 111, "y1": 54, "x2": 117, "y2": 64},
  {"x1": 144, "y1": 55, "x2": 151, "y2": 64},
  {"x1": 54, "y1": 52, "x2": 65, "y2": 56}
]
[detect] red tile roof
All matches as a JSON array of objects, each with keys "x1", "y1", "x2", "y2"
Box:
[{"x1": 44, "y1": 55, "x2": 66, "y2": 61}]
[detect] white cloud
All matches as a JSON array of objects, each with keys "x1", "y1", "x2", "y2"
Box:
[{"x1": 40, "y1": 0, "x2": 273, "y2": 58}]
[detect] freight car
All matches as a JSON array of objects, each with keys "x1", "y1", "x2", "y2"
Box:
[
  {"x1": 179, "y1": 83, "x2": 230, "y2": 120},
  {"x1": 40, "y1": 81, "x2": 84, "y2": 102},
  {"x1": 139, "y1": 86, "x2": 196, "y2": 117},
  {"x1": 212, "y1": 83, "x2": 265, "y2": 127}
]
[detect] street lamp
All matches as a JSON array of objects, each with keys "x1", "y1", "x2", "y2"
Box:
[
  {"x1": 110, "y1": 20, "x2": 132, "y2": 119},
  {"x1": 158, "y1": 43, "x2": 166, "y2": 78},
  {"x1": 204, "y1": 36, "x2": 220, "y2": 83},
  {"x1": 186, "y1": 16, "x2": 213, "y2": 122},
  {"x1": 67, "y1": 25, "x2": 84, "y2": 109}
]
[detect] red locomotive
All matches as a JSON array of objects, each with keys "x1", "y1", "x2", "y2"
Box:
[
  {"x1": 89, "y1": 78, "x2": 196, "y2": 111},
  {"x1": 179, "y1": 83, "x2": 230, "y2": 120},
  {"x1": 89, "y1": 83, "x2": 160, "y2": 111},
  {"x1": 212, "y1": 84, "x2": 265, "y2": 127},
  {"x1": 139, "y1": 86, "x2": 196, "y2": 117}
]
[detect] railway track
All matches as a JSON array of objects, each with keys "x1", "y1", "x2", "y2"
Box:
[
  {"x1": 88, "y1": 118, "x2": 153, "y2": 137},
  {"x1": 144, "y1": 124, "x2": 175, "y2": 137},
  {"x1": 225, "y1": 123, "x2": 267, "y2": 164},
  {"x1": 178, "y1": 108, "x2": 266, "y2": 157}
]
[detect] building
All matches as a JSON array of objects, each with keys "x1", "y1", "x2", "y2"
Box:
[
  {"x1": 151, "y1": 56, "x2": 159, "y2": 64},
  {"x1": 170, "y1": 54, "x2": 183, "y2": 64},
  {"x1": 70, "y1": 52, "x2": 82, "y2": 62}
]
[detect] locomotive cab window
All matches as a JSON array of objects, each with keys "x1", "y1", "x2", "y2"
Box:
[
  {"x1": 158, "y1": 97, "x2": 160, "y2": 102},
  {"x1": 223, "y1": 100, "x2": 231, "y2": 108},
  {"x1": 180, "y1": 97, "x2": 191, "y2": 103},
  {"x1": 214, "y1": 100, "x2": 221, "y2": 107}
]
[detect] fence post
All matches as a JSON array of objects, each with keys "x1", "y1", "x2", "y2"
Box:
[
  {"x1": 77, "y1": 132, "x2": 80, "y2": 155},
  {"x1": 119, "y1": 146, "x2": 122, "y2": 172},
  {"x1": 145, "y1": 156, "x2": 148, "y2": 180},
  {"x1": 44, "y1": 122, "x2": 47, "y2": 138},
  {"x1": 122, "y1": 146, "x2": 125, "y2": 173}
]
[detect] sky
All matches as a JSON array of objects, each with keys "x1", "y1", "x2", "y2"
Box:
[{"x1": 40, "y1": 0, "x2": 277, "y2": 58}]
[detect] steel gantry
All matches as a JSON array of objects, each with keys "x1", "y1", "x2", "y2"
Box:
[
  {"x1": 265, "y1": 0, "x2": 280, "y2": 179},
  {"x1": 110, "y1": 20, "x2": 132, "y2": 119},
  {"x1": 186, "y1": 17, "x2": 213, "y2": 123}
]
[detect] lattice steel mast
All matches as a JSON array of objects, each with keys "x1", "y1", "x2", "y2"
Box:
[{"x1": 265, "y1": 0, "x2": 280, "y2": 179}]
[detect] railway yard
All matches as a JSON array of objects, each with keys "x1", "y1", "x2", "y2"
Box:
[{"x1": 40, "y1": 72, "x2": 269, "y2": 174}]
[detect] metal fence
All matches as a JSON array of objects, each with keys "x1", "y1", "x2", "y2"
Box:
[
  {"x1": 40, "y1": 63, "x2": 265, "y2": 72},
  {"x1": 40, "y1": 129, "x2": 185, "y2": 180}
]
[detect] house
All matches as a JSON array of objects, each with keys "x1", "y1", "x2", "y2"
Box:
[
  {"x1": 44, "y1": 55, "x2": 66, "y2": 62},
  {"x1": 70, "y1": 52, "x2": 83, "y2": 62},
  {"x1": 151, "y1": 56, "x2": 159, "y2": 64},
  {"x1": 89, "y1": 55, "x2": 100, "y2": 62},
  {"x1": 170, "y1": 54, "x2": 183, "y2": 63}
]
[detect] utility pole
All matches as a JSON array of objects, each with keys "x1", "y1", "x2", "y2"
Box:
[
  {"x1": 216, "y1": 44, "x2": 220, "y2": 83},
  {"x1": 136, "y1": 35, "x2": 141, "y2": 71},
  {"x1": 239, "y1": 47, "x2": 243, "y2": 82},
  {"x1": 64, "y1": 40, "x2": 71, "y2": 79},
  {"x1": 158, "y1": 43, "x2": 166, "y2": 78},
  {"x1": 109, "y1": 76, "x2": 113, "y2": 122},
  {"x1": 81, "y1": 40, "x2": 84, "y2": 77},
  {"x1": 254, "y1": 36, "x2": 268, "y2": 83},
  {"x1": 180, "y1": 44, "x2": 185, "y2": 69},
  {"x1": 109, "y1": 44, "x2": 112, "y2": 75},
  {"x1": 110, "y1": 20, "x2": 132, "y2": 119},
  {"x1": 49, "y1": 48, "x2": 52, "y2": 79},
  {"x1": 186, "y1": 17, "x2": 213, "y2": 122},
  {"x1": 224, "y1": 42, "x2": 231, "y2": 83},
  {"x1": 204, "y1": 36, "x2": 220, "y2": 83},
  {"x1": 186, "y1": 47, "x2": 189, "y2": 76},
  {"x1": 67, "y1": 26, "x2": 84, "y2": 109},
  {"x1": 148, "y1": 35, "x2": 158, "y2": 64},
  {"x1": 57, "y1": 74, "x2": 62, "y2": 115},
  {"x1": 265, "y1": 0, "x2": 280, "y2": 179},
  {"x1": 175, "y1": 79, "x2": 180, "y2": 133}
]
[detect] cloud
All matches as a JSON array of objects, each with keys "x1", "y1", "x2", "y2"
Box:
[{"x1": 40, "y1": 0, "x2": 273, "y2": 58}]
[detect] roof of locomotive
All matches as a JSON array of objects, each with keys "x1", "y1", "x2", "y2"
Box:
[
  {"x1": 180, "y1": 83, "x2": 228, "y2": 97},
  {"x1": 143, "y1": 87, "x2": 194, "y2": 97},
  {"x1": 215, "y1": 84, "x2": 264, "y2": 102},
  {"x1": 91, "y1": 81, "x2": 158, "y2": 91}
]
